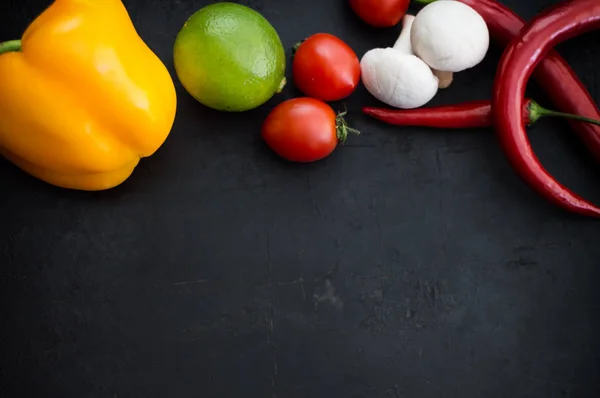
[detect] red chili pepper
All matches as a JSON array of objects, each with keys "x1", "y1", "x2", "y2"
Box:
[
  {"x1": 415, "y1": 0, "x2": 600, "y2": 161},
  {"x1": 362, "y1": 99, "x2": 600, "y2": 129},
  {"x1": 492, "y1": 0, "x2": 600, "y2": 217},
  {"x1": 363, "y1": 101, "x2": 497, "y2": 128}
]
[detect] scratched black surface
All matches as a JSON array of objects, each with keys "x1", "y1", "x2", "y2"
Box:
[{"x1": 1, "y1": 0, "x2": 599, "y2": 397}]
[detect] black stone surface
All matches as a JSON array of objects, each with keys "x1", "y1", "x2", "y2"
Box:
[{"x1": 1, "y1": 0, "x2": 599, "y2": 397}]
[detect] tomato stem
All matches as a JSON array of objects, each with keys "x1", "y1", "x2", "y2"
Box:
[
  {"x1": 336, "y1": 107, "x2": 360, "y2": 143},
  {"x1": 291, "y1": 39, "x2": 306, "y2": 57},
  {"x1": 0, "y1": 40, "x2": 21, "y2": 55},
  {"x1": 528, "y1": 100, "x2": 600, "y2": 127}
]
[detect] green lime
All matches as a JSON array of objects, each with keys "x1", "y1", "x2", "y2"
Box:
[{"x1": 173, "y1": 2, "x2": 287, "y2": 112}]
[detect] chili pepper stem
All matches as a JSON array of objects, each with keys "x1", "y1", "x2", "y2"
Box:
[
  {"x1": 336, "y1": 108, "x2": 360, "y2": 144},
  {"x1": 0, "y1": 40, "x2": 21, "y2": 55},
  {"x1": 528, "y1": 100, "x2": 600, "y2": 127}
]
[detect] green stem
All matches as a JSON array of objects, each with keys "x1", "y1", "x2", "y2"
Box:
[
  {"x1": 528, "y1": 100, "x2": 600, "y2": 127},
  {"x1": 0, "y1": 40, "x2": 22, "y2": 55},
  {"x1": 291, "y1": 39, "x2": 306, "y2": 57},
  {"x1": 336, "y1": 106, "x2": 360, "y2": 143},
  {"x1": 413, "y1": 0, "x2": 437, "y2": 5}
]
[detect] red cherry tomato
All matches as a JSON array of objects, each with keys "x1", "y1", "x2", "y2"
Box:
[
  {"x1": 292, "y1": 33, "x2": 360, "y2": 102},
  {"x1": 348, "y1": 0, "x2": 410, "y2": 27},
  {"x1": 262, "y1": 98, "x2": 358, "y2": 162}
]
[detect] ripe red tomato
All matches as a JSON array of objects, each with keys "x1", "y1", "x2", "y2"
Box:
[
  {"x1": 292, "y1": 33, "x2": 360, "y2": 102},
  {"x1": 348, "y1": 0, "x2": 410, "y2": 27},
  {"x1": 262, "y1": 98, "x2": 348, "y2": 162}
]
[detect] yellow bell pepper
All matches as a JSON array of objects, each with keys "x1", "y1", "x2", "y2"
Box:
[{"x1": 0, "y1": 0, "x2": 177, "y2": 191}]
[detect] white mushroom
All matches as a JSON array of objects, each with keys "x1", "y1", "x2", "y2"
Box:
[
  {"x1": 410, "y1": 0, "x2": 490, "y2": 89},
  {"x1": 360, "y1": 14, "x2": 439, "y2": 110}
]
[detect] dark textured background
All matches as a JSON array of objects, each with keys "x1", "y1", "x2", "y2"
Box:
[{"x1": 1, "y1": 0, "x2": 599, "y2": 397}]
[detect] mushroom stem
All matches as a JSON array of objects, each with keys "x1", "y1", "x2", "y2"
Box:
[
  {"x1": 392, "y1": 14, "x2": 415, "y2": 55},
  {"x1": 432, "y1": 70, "x2": 453, "y2": 89}
]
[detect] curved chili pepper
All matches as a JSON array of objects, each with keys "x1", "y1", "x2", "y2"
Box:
[
  {"x1": 362, "y1": 99, "x2": 600, "y2": 129},
  {"x1": 492, "y1": 0, "x2": 600, "y2": 218},
  {"x1": 415, "y1": 0, "x2": 600, "y2": 161}
]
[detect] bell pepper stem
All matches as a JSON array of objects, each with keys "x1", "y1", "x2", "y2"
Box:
[
  {"x1": 0, "y1": 40, "x2": 22, "y2": 55},
  {"x1": 528, "y1": 100, "x2": 600, "y2": 127}
]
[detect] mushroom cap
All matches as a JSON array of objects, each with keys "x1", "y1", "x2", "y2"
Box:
[
  {"x1": 410, "y1": 0, "x2": 489, "y2": 73},
  {"x1": 360, "y1": 48, "x2": 439, "y2": 109}
]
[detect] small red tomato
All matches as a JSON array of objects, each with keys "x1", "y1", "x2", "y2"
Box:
[
  {"x1": 262, "y1": 98, "x2": 358, "y2": 162},
  {"x1": 348, "y1": 0, "x2": 410, "y2": 28},
  {"x1": 292, "y1": 33, "x2": 360, "y2": 102}
]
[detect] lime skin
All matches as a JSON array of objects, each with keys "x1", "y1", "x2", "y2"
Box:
[{"x1": 173, "y1": 2, "x2": 287, "y2": 112}]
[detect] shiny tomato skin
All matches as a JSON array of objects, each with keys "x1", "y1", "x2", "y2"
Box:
[
  {"x1": 348, "y1": 0, "x2": 410, "y2": 27},
  {"x1": 292, "y1": 33, "x2": 360, "y2": 102},
  {"x1": 262, "y1": 98, "x2": 339, "y2": 163}
]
